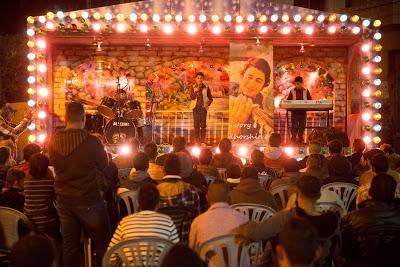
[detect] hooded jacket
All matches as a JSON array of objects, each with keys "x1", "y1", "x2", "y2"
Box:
[
  {"x1": 211, "y1": 152, "x2": 243, "y2": 169},
  {"x1": 263, "y1": 147, "x2": 289, "y2": 169},
  {"x1": 49, "y1": 128, "x2": 108, "y2": 206},
  {"x1": 121, "y1": 170, "x2": 156, "y2": 190},
  {"x1": 229, "y1": 178, "x2": 278, "y2": 211}
]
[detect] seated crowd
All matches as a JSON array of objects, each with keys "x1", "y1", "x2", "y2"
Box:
[{"x1": 1, "y1": 101, "x2": 400, "y2": 267}]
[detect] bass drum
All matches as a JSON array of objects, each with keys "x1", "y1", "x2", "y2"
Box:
[{"x1": 104, "y1": 117, "x2": 135, "y2": 144}]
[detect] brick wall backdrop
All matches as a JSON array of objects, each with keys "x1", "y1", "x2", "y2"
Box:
[{"x1": 51, "y1": 44, "x2": 347, "y2": 133}]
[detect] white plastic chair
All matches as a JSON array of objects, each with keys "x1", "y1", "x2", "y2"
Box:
[
  {"x1": 204, "y1": 176, "x2": 215, "y2": 186},
  {"x1": 321, "y1": 182, "x2": 358, "y2": 211},
  {"x1": 198, "y1": 234, "x2": 252, "y2": 267},
  {"x1": 258, "y1": 174, "x2": 274, "y2": 191},
  {"x1": 315, "y1": 202, "x2": 345, "y2": 215},
  {"x1": 118, "y1": 190, "x2": 139, "y2": 216},
  {"x1": 231, "y1": 203, "x2": 276, "y2": 222},
  {"x1": 0, "y1": 207, "x2": 34, "y2": 251},
  {"x1": 102, "y1": 238, "x2": 174, "y2": 267},
  {"x1": 269, "y1": 182, "x2": 298, "y2": 210},
  {"x1": 217, "y1": 168, "x2": 227, "y2": 180}
]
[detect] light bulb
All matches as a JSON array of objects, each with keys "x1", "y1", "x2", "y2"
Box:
[
  {"x1": 27, "y1": 99, "x2": 36, "y2": 107},
  {"x1": 374, "y1": 79, "x2": 382, "y2": 86},
  {"x1": 317, "y1": 14, "x2": 325, "y2": 22},
  {"x1": 38, "y1": 64, "x2": 47, "y2": 73},
  {"x1": 38, "y1": 87, "x2": 49, "y2": 97},
  {"x1": 361, "y1": 43, "x2": 370, "y2": 52},
  {"x1": 271, "y1": 14, "x2": 278, "y2": 22},
  {"x1": 362, "y1": 20, "x2": 370, "y2": 27},
  {"x1": 247, "y1": 14, "x2": 255, "y2": 23},
  {"x1": 224, "y1": 15, "x2": 232, "y2": 22},
  {"x1": 374, "y1": 102, "x2": 382, "y2": 109},
  {"x1": 363, "y1": 136, "x2": 372, "y2": 144},
  {"x1": 362, "y1": 113, "x2": 371, "y2": 121},
  {"x1": 212, "y1": 25, "x2": 222, "y2": 34},
  {"x1": 305, "y1": 26, "x2": 314, "y2": 35},
  {"x1": 105, "y1": 13, "x2": 113, "y2": 21},
  {"x1": 259, "y1": 25, "x2": 268, "y2": 33},
  {"x1": 175, "y1": 14, "x2": 183, "y2": 22},
  {"x1": 352, "y1": 26, "x2": 361, "y2": 34},
  {"x1": 374, "y1": 32, "x2": 382, "y2": 40},
  {"x1": 81, "y1": 11, "x2": 89, "y2": 20},
  {"x1": 130, "y1": 13, "x2": 137, "y2": 21},
  {"x1": 235, "y1": 24, "x2": 244, "y2": 33},
  {"x1": 340, "y1": 14, "x2": 348, "y2": 22},
  {"x1": 328, "y1": 25, "x2": 337, "y2": 33},
  {"x1": 199, "y1": 14, "x2": 207, "y2": 23},
  {"x1": 27, "y1": 29, "x2": 35, "y2": 36},
  {"x1": 152, "y1": 14, "x2": 160, "y2": 22},
  {"x1": 294, "y1": 14, "x2": 301, "y2": 22},
  {"x1": 27, "y1": 53, "x2": 36, "y2": 60},
  {"x1": 187, "y1": 24, "x2": 197, "y2": 34},
  {"x1": 163, "y1": 24, "x2": 173, "y2": 34},
  {"x1": 27, "y1": 76, "x2": 36, "y2": 84}
]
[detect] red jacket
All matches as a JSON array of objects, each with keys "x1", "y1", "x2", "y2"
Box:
[
  {"x1": 189, "y1": 83, "x2": 213, "y2": 108},
  {"x1": 287, "y1": 87, "x2": 312, "y2": 100}
]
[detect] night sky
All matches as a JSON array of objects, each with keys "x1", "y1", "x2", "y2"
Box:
[{"x1": 0, "y1": 0, "x2": 134, "y2": 34}]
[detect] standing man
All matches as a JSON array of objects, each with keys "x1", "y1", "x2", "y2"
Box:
[
  {"x1": 287, "y1": 76, "x2": 312, "y2": 144},
  {"x1": 49, "y1": 102, "x2": 111, "y2": 267},
  {"x1": 189, "y1": 72, "x2": 213, "y2": 144}
]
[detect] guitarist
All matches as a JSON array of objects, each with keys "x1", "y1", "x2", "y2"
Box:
[{"x1": 189, "y1": 72, "x2": 213, "y2": 144}]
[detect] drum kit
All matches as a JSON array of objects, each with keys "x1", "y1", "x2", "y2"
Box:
[{"x1": 83, "y1": 97, "x2": 144, "y2": 144}]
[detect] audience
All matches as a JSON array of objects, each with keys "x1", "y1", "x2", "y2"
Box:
[
  {"x1": 0, "y1": 146, "x2": 12, "y2": 189},
  {"x1": 156, "y1": 136, "x2": 192, "y2": 165},
  {"x1": 298, "y1": 141, "x2": 325, "y2": 169},
  {"x1": 380, "y1": 143, "x2": 395, "y2": 156},
  {"x1": 122, "y1": 152, "x2": 156, "y2": 190},
  {"x1": 230, "y1": 166, "x2": 278, "y2": 210},
  {"x1": 197, "y1": 148, "x2": 219, "y2": 178},
  {"x1": 143, "y1": 142, "x2": 166, "y2": 180},
  {"x1": 189, "y1": 181, "x2": 248, "y2": 250},
  {"x1": 269, "y1": 158, "x2": 303, "y2": 190},
  {"x1": 250, "y1": 149, "x2": 277, "y2": 178},
  {"x1": 225, "y1": 163, "x2": 242, "y2": 186},
  {"x1": 359, "y1": 151, "x2": 400, "y2": 186},
  {"x1": 48, "y1": 102, "x2": 111, "y2": 267},
  {"x1": 211, "y1": 138, "x2": 243, "y2": 168},
  {"x1": 323, "y1": 154, "x2": 357, "y2": 185},
  {"x1": 0, "y1": 168, "x2": 25, "y2": 211},
  {"x1": 306, "y1": 153, "x2": 324, "y2": 169},
  {"x1": 264, "y1": 133, "x2": 290, "y2": 169},
  {"x1": 305, "y1": 165, "x2": 323, "y2": 180},
  {"x1": 347, "y1": 138, "x2": 366, "y2": 177},
  {"x1": 157, "y1": 153, "x2": 201, "y2": 215},
  {"x1": 161, "y1": 244, "x2": 206, "y2": 267},
  {"x1": 276, "y1": 217, "x2": 319, "y2": 267},
  {"x1": 109, "y1": 183, "x2": 179, "y2": 249},
  {"x1": 10, "y1": 234, "x2": 56, "y2": 267},
  {"x1": 13, "y1": 143, "x2": 42, "y2": 177},
  {"x1": 24, "y1": 153, "x2": 59, "y2": 241},
  {"x1": 342, "y1": 174, "x2": 400, "y2": 266},
  {"x1": 0, "y1": 139, "x2": 17, "y2": 166},
  {"x1": 322, "y1": 139, "x2": 343, "y2": 177}
]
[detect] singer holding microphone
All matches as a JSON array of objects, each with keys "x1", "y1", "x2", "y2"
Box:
[{"x1": 189, "y1": 72, "x2": 213, "y2": 144}]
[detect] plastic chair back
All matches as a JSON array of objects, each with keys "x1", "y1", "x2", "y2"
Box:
[
  {"x1": 118, "y1": 190, "x2": 139, "y2": 216},
  {"x1": 102, "y1": 237, "x2": 174, "y2": 267},
  {"x1": 204, "y1": 176, "x2": 215, "y2": 186},
  {"x1": 0, "y1": 207, "x2": 33, "y2": 250},
  {"x1": 217, "y1": 168, "x2": 227, "y2": 180},
  {"x1": 258, "y1": 174, "x2": 274, "y2": 191},
  {"x1": 269, "y1": 182, "x2": 297, "y2": 210},
  {"x1": 198, "y1": 234, "x2": 249, "y2": 267},
  {"x1": 315, "y1": 202, "x2": 345, "y2": 215},
  {"x1": 231, "y1": 203, "x2": 276, "y2": 223},
  {"x1": 321, "y1": 182, "x2": 358, "y2": 211}
]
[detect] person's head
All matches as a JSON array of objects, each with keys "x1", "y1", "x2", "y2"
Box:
[
  {"x1": 380, "y1": 143, "x2": 394, "y2": 155},
  {"x1": 218, "y1": 138, "x2": 232, "y2": 153},
  {"x1": 388, "y1": 153, "x2": 400, "y2": 171},
  {"x1": 199, "y1": 148, "x2": 213, "y2": 165},
  {"x1": 144, "y1": 142, "x2": 158, "y2": 161},
  {"x1": 23, "y1": 143, "x2": 42, "y2": 162},
  {"x1": 284, "y1": 158, "x2": 300, "y2": 173},
  {"x1": 206, "y1": 180, "x2": 230, "y2": 204},
  {"x1": 0, "y1": 146, "x2": 10, "y2": 165},
  {"x1": 305, "y1": 166, "x2": 323, "y2": 180},
  {"x1": 296, "y1": 175, "x2": 321, "y2": 202},
  {"x1": 0, "y1": 139, "x2": 15, "y2": 159},
  {"x1": 161, "y1": 244, "x2": 206, "y2": 267},
  {"x1": 29, "y1": 153, "x2": 49, "y2": 179},
  {"x1": 164, "y1": 153, "x2": 181, "y2": 176},
  {"x1": 138, "y1": 183, "x2": 160, "y2": 211},
  {"x1": 269, "y1": 133, "x2": 282, "y2": 148},
  {"x1": 306, "y1": 154, "x2": 323, "y2": 169},
  {"x1": 195, "y1": 72, "x2": 205, "y2": 86},
  {"x1": 352, "y1": 138, "x2": 366, "y2": 154},
  {"x1": 308, "y1": 141, "x2": 322, "y2": 155},
  {"x1": 175, "y1": 152, "x2": 193, "y2": 178},
  {"x1": 10, "y1": 234, "x2": 56, "y2": 267},
  {"x1": 294, "y1": 76, "x2": 304, "y2": 89},
  {"x1": 172, "y1": 136, "x2": 187, "y2": 152},
  {"x1": 363, "y1": 148, "x2": 385, "y2": 167},
  {"x1": 133, "y1": 152, "x2": 149, "y2": 171},
  {"x1": 251, "y1": 149, "x2": 265, "y2": 165},
  {"x1": 371, "y1": 153, "x2": 389, "y2": 173},
  {"x1": 6, "y1": 168, "x2": 25, "y2": 189},
  {"x1": 369, "y1": 173, "x2": 397, "y2": 203},
  {"x1": 115, "y1": 89, "x2": 127, "y2": 102},
  {"x1": 226, "y1": 163, "x2": 241, "y2": 179},
  {"x1": 276, "y1": 217, "x2": 319, "y2": 267},
  {"x1": 65, "y1": 101, "x2": 85, "y2": 128},
  {"x1": 240, "y1": 57, "x2": 271, "y2": 98},
  {"x1": 328, "y1": 154, "x2": 352, "y2": 177},
  {"x1": 241, "y1": 166, "x2": 259, "y2": 180},
  {"x1": 328, "y1": 139, "x2": 343, "y2": 155}
]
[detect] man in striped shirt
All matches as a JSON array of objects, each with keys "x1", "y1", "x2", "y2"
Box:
[{"x1": 109, "y1": 183, "x2": 179, "y2": 249}]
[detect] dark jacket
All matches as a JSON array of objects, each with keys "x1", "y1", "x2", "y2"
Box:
[
  {"x1": 188, "y1": 82, "x2": 213, "y2": 108},
  {"x1": 230, "y1": 178, "x2": 278, "y2": 211},
  {"x1": 211, "y1": 152, "x2": 243, "y2": 169},
  {"x1": 298, "y1": 153, "x2": 325, "y2": 169},
  {"x1": 120, "y1": 170, "x2": 157, "y2": 191},
  {"x1": 49, "y1": 129, "x2": 108, "y2": 206},
  {"x1": 0, "y1": 188, "x2": 24, "y2": 212}
]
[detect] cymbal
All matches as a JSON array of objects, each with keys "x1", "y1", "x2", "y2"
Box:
[
  {"x1": 125, "y1": 109, "x2": 143, "y2": 119},
  {"x1": 80, "y1": 98, "x2": 100, "y2": 106}
]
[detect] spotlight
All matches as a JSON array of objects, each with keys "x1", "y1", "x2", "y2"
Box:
[
  {"x1": 271, "y1": 14, "x2": 278, "y2": 22},
  {"x1": 259, "y1": 25, "x2": 268, "y2": 33},
  {"x1": 317, "y1": 14, "x2": 325, "y2": 22},
  {"x1": 119, "y1": 144, "x2": 131, "y2": 155},
  {"x1": 38, "y1": 111, "x2": 47, "y2": 119},
  {"x1": 235, "y1": 24, "x2": 244, "y2": 33},
  {"x1": 374, "y1": 102, "x2": 382, "y2": 109},
  {"x1": 27, "y1": 29, "x2": 35, "y2": 36},
  {"x1": 28, "y1": 135, "x2": 37, "y2": 142},
  {"x1": 188, "y1": 15, "x2": 196, "y2": 22},
  {"x1": 130, "y1": 13, "x2": 138, "y2": 22},
  {"x1": 175, "y1": 14, "x2": 183, "y2": 22},
  {"x1": 373, "y1": 124, "x2": 382, "y2": 132},
  {"x1": 139, "y1": 24, "x2": 148, "y2": 33},
  {"x1": 199, "y1": 14, "x2": 207, "y2": 23},
  {"x1": 374, "y1": 79, "x2": 382, "y2": 86},
  {"x1": 56, "y1": 11, "x2": 64, "y2": 19},
  {"x1": 362, "y1": 112, "x2": 371, "y2": 121},
  {"x1": 352, "y1": 26, "x2": 361, "y2": 34},
  {"x1": 363, "y1": 136, "x2": 372, "y2": 144},
  {"x1": 187, "y1": 24, "x2": 197, "y2": 34},
  {"x1": 305, "y1": 26, "x2": 314, "y2": 35},
  {"x1": 163, "y1": 24, "x2": 174, "y2": 34},
  {"x1": 282, "y1": 26, "x2": 291, "y2": 34},
  {"x1": 38, "y1": 87, "x2": 49, "y2": 97},
  {"x1": 361, "y1": 66, "x2": 371, "y2": 75},
  {"x1": 224, "y1": 15, "x2": 232, "y2": 23},
  {"x1": 116, "y1": 23, "x2": 126, "y2": 32},
  {"x1": 236, "y1": 15, "x2": 243, "y2": 23},
  {"x1": 340, "y1": 14, "x2": 348, "y2": 22},
  {"x1": 238, "y1": 146, "x2": 248, "y2": 157},
  {"x1": 27, "y1": 76, "x2": 36, "y2": 84},
  {"x1": 362, "y1": 88, "x2": 371, "y2": 97},
  {"x1": 284, "y1": 147, "x2": 294, "y2": 156},
  {"x1": 361, "y1": 43, "x2": 370, "y2": 52},
  {"x1": 27, "y1": 100, "x2": 36, "y2": 107},
  {"x1": 152, "y1": 14, "x2": 160, "y2": 22},
  {"x1": 247, "y1": 14, "x2": 255, "y2": 23},
  {"x1": 104, "y1": 13, "x2": 113, "y2": 21},
  {"x1": 293, "y1": 14, "x2": 301, "y2": 22},
  {"x1": 212, "y1": 25, "x2": 222, "y2": 34},
  {"x1": 81, "y1": 11, "x2": 89, "y2": 20},
  {"x1": 374, "y1": 32, "x2": 382, "y2": 40},
  {"x1": 215, "y1": 147, "x2": 221, "y2": 154},
  {"x1": 45, "y1": 22, "x2": 55, "y2": 30},
  {"x1": 328, "y1": 25, "x2": 337, "y2": 33},
  {"x1": 28, "y1": 123, "x2": 36, "y2": 130},
  {"x1": 191, "y1": 146, "x2": 201, "y2": 157},
  {"x1": 373, "y1": 136, "x2": 381, "y2": 144},
  {"x1": 362, "y1": 20, "x2": 370, "y2": 27},
  {"x1": 38, "y1": 133, "x2": 47, "y2": 143},
  {"x1": 93, "y1": 23, "x2": 101, "y2": 31},
  {"x1": 37, "y1": 40, "x2": 46, "y2": 49},
  {"x1": 373, "y1": 56, "x2": 382, "y2": 63}
]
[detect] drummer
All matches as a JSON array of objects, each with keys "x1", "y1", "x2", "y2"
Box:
[{"x1": 113, "y1": 89, "x2": 144, "y2": 142}]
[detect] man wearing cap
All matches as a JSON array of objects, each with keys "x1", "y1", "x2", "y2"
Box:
[{"x1": 0, "y1": 102, "x2": 33, "y2": 141}]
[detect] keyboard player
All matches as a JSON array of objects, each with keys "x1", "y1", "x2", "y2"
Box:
[{"x1": 286, "y1": 76, "x2": 312, "y2": 144}]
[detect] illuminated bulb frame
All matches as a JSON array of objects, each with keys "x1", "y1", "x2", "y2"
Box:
[{"x1": 26, "y1": 7, "x2": 383, "y2": 145}]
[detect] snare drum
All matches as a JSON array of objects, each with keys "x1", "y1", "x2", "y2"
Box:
[
  {"x1": 98, "y1": 96, "x2": 117, "y2": 119},
  {"x1": 104, "y1": 117, "x2": 135, "y2": 144}
]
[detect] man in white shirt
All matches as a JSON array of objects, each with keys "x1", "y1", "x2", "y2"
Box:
[{"x1": 189, "y1": 181, "x2": 248, "y2": 250}]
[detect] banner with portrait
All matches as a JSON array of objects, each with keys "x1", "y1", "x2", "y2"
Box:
[{"x1": 229, "y1": 43, "x2": 274, "y2": 144}]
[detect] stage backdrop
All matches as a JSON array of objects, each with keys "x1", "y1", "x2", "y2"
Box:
[{"x1": 229, "y1": 43, "x2": 274, "y2": 144}]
